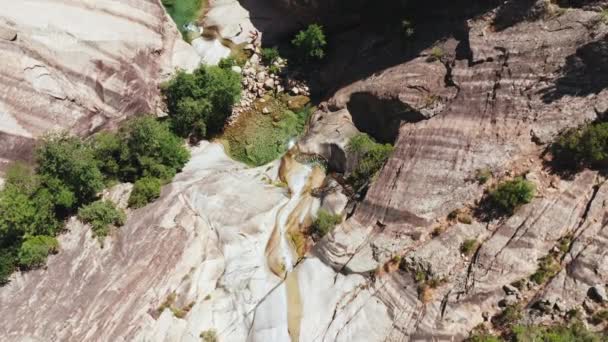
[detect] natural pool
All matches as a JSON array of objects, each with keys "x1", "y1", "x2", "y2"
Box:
[{"x1": 161, "y1": 0, "x2": 204, "y2": 38}]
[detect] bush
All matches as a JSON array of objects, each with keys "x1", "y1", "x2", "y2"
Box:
[
  {"x1": 530, "y1": 254, "x2": 561, "y2": 284},
  {"x1": 291, "y1": 24, "x2": 327, "y2": 61},
  {"x1": 552, "y1": 122, "x2": 608, "y2": 170},
  {"x1": 0, "y1": 247, "x2": 17, "y2": 285},
  {"x1": 512, "y1": 321, "x2": 603, "y2": 342},
  {"x1": 261, "y1": 47, "x2": 280, "y2": 65},
  {"x1": 78, "y1": 200, "x2": 126, "y2": 238},
  {"x1": 129, "y1": 177, "x2": 162, "y2": 209},
  {"x1": 88, "y1": 131, "x2": 126, "y2": 182},
  {"x1": 119, "y1": 116, "x2": 190, "y2": 182},
  {"x1": 460, "y1": 239, "x2": 478, "y2": 256},
  {"x1": 312, "y1": 209, "x2": 342, "y2": 237},
  {"x1": 161, "y1": 65, "x2": 241, "y2": 140},
  {"x1": 0, "y1": 164, "x2": 60, "y2": 241},
  {"x1": 347, "y1": 133, "x2": 394, "y2": 191},
  {"x1": 17, "y1": 235, "x2": 59, "y2": 269},
  {"x1": 89, "y1": 116, "x2": 189, "y2": 183},
  {"x1": 36, "y1": 133, "x2": 104, "y2": 208},
  {"x1": 492, "y1": 303, "x2": 523, "y2": 328},
  {"x1": 488, "y1": 177, "x2": 535, "y2": 214},
  {"x1": 200, "y1": 329, "x2": 218, "y2": 342}
]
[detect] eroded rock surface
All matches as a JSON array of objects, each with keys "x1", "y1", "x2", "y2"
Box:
[{"x1": 0, "y1": 0, "x2": 200, "y2": 170}]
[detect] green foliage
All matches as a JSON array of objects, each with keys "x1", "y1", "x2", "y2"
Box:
[
  {"x1": 466, "y1": 331, "x2": 503, "y2": 342},
  {"x1": 78, "y1": 200, "x2": 126, "y2": 238},
  {"x1": 291, "y1": 24, "x2": 327, "y2": 61},
  {"x1": 460, "y1": 239, "x2": 478, "y2": 256},
  {"x1": 512, "y1": 321, "x2": 603, "y2": 342},
  {"x1": 36, "y1": 133, "x2": 105, "y2": 208},
  {"x1": 218, "y1": 56, "x2": 238, "y2": 70},
  {"x1": 493, "y1": 303, "x2": 523, "y2": 328},
  {"x1": 119, "y1": 116, "x2": 190, "y2": 182},
  {"x1": 530, "y1": 254, "x2": 561, "y2": 284},
  {"x1": 224, "y1": 100, "x2": 312, "y2": 166},
  {"x1": 312, "y1": 209, "x2": 342, "y2": 237},
  {"x1": 261, "y1": 47, "x2": 281, "y2": 65},
  {"x1": 161, "y1": 65, "x2": 241, "y2": 140},
  {"x1": 88, "y1": 131, "x2": 125, "y2": 182},
  {"x1": 0, "y1": 247, "x2": 18, "y2": 285},
  {"x1": 488, "y1": 177, "x2": 535, "y2": 214},
  {"x1": 200, "y1": 329, "x2": 218, "y2": 342},
  {"x1": 347, "y1": 133, "x2": 394, "y2": 191},
  {"x1": 552, "y1": 122, "x2": 608, "y2": 170},
  {"x1": 17, "y1": 235, "x2": 58, "y2": 269},
  {"x1": 0, "y1": 164, "x2": 60, "y2": 241},
  {"x1": 128, "y1": 177, "x2": 162, "y2": 209}
]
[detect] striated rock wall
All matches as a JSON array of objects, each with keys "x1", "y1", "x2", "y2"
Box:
[{"x1": 0, "y1": 0, "x2": 200, "y2": 171}]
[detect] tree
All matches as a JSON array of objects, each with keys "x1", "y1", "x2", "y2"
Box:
[
  {"x1": 17, "y1": 235, "x2": 59, "y2": 269},
  {"x1": 347, "y1": 133, "x2": 394, "y2": 191},
  {"x1": 88, "y1": 131, "x2": 126, "y2": 182},
  {"x1": 78, "y1": 200, "x2": 126, "y2": 238},
  {"x1": 161, "y1": 65, "x2": 241, "y2": 140},
  {"x1": 552, "y1": 122, "x2": 608, "y2": 169},
  {"x1": 119, "y1": 116, "x2": 190, "y2": 182},
  {"x1": 292, "y1": 24, "x2": 327, "y2": 61},
  {"x1": 36, "y1": 133, "x2": 104, "y2": 208},
  {"x1": 488, "y1": 177, "x2": 535, "y2": 214},
  {"x1": 128, "y1": 177, "x2": 162, "y2": 209}
]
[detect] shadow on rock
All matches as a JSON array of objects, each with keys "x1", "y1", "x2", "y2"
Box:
[{"x1": 542, "y1": 35, "x2": 608, "y2": 103}]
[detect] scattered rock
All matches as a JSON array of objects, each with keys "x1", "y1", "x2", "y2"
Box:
[
  {"x1": 262, "y1": 107, "x2": 270, "y2": 114},
  {"x1": 264, "y1": 78, "x2": 275, "y2": 90},
  {"x1": 503, "y1": 284, "x2": 520, "y2": 296},
  {"x1": 231, "y1": 66, "x2": 242, "y2": 74}
]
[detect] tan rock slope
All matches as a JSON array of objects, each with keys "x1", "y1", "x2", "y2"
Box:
[{"x1": 0, "y1": 0, "x2": 200, "y2": 170}]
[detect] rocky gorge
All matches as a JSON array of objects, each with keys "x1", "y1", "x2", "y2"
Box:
[{"x1": 1, "y1": 0, "x2": 608, "y2": 341}]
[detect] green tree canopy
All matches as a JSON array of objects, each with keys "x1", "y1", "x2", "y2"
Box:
[{"x1": 161, "y1": 65, "x2": 241, "y2": 140}]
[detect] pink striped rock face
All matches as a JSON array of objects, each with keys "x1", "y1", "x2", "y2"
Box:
[{"x1": 0, "y1": 0, "x2": 199, "y2": 171}]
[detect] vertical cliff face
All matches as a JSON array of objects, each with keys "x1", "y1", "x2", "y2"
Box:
[{"x1": 0, "y1": 0, "x2": 200, "y2": 170}]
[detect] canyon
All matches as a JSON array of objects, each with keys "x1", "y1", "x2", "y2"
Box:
[{"x1": 0, "y1": 0, "x2": 607, "y2": 341}]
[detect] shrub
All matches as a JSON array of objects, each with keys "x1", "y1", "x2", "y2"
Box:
[
  {"x1": 119, "y1": 116, "x2": 190, "y2": 182},
  {"x1": 88, "y1": 131, "x2": 125, "y2": 182},
  {"x1": 36, "y1": 133, "x2": 104, "y2": 208},
  {"x1": 17, "y1": 235, "x2": 59, "y2": 269},
  {"x1": 0, "y1": 165, "x2": 60, "y2": 241},
  {"x1": 552, "y1": 122, "x2": 608, "y2": 170},
  {"x1": 460, "y1": 239, "x2": 478, "y2": 256},
  {"x1": 428, "y1": 46, "x2": 444, "y2": 62},
  {"x1": 347, "y1": 133, "x2": 394, "y2": 191},
  {"x1": 291, "y1": 24, "x2": 327, "y2": 61},
  {"x1": 488, "y1": 177, "x2": 535, "y2": 214},
  {"x1": 512, "y1": 321, "x2": 603, "y2": 341},
  {"x1": 492, "y1": 303, "x2": 523, "y2": 328},
  {"x1": 312, "y1": 209, "x2": 342, "y2": 237},
  {"x1": 0, "y1": 247, "x2": 17, "y2": 285},
  {"x1": 218, "y1": 56, "x2": 238, "y2": 69},
  {"x1": 161, "y1": 65, "x2": 241, "y2": 140},
  {"x1": 530, "y1": 254, "x2": 561, "y2": 284},
  {"x1": 261, "y1": 47, "x2": 280, "y2": 65},
  {"x1": 129, "y1": 177, "x2": 162, "y2": 209},
  {"x1": 200, "y1": 329, "x2": 218, "y2": 342},
  {"x1": 78, "y1": 200, "x2": 126, "y2": 238}
]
